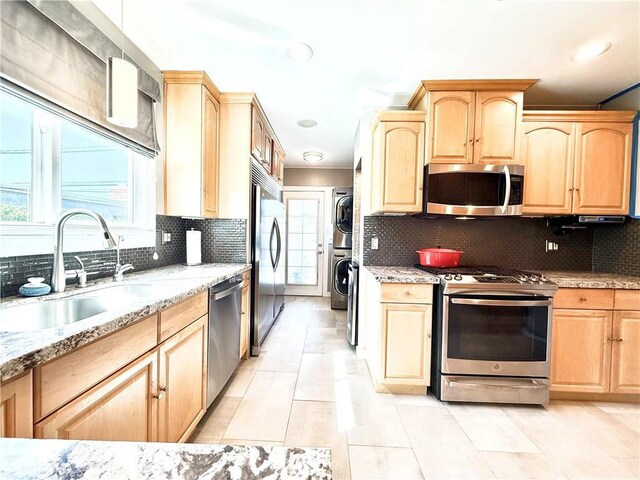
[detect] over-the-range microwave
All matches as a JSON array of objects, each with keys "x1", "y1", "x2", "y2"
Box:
[{"x1": 417, "y1": 164, "x2": 525, "y2": 217}]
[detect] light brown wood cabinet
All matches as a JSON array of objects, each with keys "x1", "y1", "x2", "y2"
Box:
[
  {"x1": 409, "y1": 80, "x2": 536, "y2": 165},
  {"x1": 365, "y1": 276, "x2": 433, "y2": 394},
  {"x1": 35, "y1": 351, "x2": 158, "y2": 441},
  {"x1": 157, "y1": 316, "x2": 207, "y2": 443},
  {"x1": 251, "y1": 107, "x2": 266, "y2": 163},
  {"x1": 163, "y1": 71, "x2": 220, "y2": 218},
  {"x1": 1, "y1": 371, "x2": 33, "y2": 438},
  {"x1": 523, "y1": 112, "x2": 634, "y2": 215},
  {"x1": 370, "y1": 111, "x2": 426, "y2": 214},
  {"x1": 551, "y1": 288, "x2": 640, "y2": 396},
  {"x1": 30, "y1": 292, "x2": 210, "y2": 443},
  {"x1": 272, "y1": 144, "x2": 284, "y2": 184}
]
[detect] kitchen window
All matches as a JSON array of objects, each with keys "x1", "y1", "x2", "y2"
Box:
[{"x1": 0, "y1": 89, "x2": 156, "y2": 255}]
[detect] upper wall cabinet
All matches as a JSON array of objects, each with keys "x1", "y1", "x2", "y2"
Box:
[
  {"x1": 370, "y1": 111, "x2": 426, "y2": 214},
  {"x1": 522, "y1": 111, "x2": 634, "y2": 216},
  {"x1": 409, "y1": 80, "x2": 537, "y2": 165},
  {"x1": 163, "y1": 71, "x2": 220, "y2": 218}
]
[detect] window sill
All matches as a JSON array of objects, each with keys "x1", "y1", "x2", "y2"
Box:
[{"x1": 0, "y1": 223, "x2": 155, "y2": 257}]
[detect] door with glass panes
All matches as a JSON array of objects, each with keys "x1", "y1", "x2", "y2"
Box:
[{"x1": 283, "y1": 190, "x2": 324, "y2": 296}]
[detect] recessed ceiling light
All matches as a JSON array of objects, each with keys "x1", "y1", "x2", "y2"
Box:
[
  {"x1": 303, "y1": 151, "x2": 323, "y2": 163},
  {"x1": 571, "y1": 41, "x2": 612, "y2": 62},
  {"x1": 297, "y1": 119, "x2": 317, "y2": 128},
  {"x1": 286, "y1": 42, "x2": 313, "y2": 62}
]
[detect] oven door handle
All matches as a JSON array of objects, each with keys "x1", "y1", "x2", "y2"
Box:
[{"x1": 450, "y1": 298, "x2": 552, "y2": 307}]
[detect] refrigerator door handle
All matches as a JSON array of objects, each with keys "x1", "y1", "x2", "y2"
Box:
[
  {"x1": 274, "y1": 218, "x2": 282, "y2": 270},
  {"x1": 269, "y1": 218, "x2": 277, "y2": 269}
]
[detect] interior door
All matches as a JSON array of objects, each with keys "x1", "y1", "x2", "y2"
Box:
[{"x1": 283, "y1": 190, "x2": 325, "y2": 296}]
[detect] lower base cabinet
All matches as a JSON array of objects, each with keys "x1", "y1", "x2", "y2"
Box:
[
  {"x1": 551, "y1": 288, "x2": 640, "y2": 397},
  {"x1": 35, "y1": 317, "x2": 208, "y2": 442},
  {"x1": 157, "y1": 316, "x2": 207, "y2": 443},
  {"x1": 1, "y1": 372, "x2": 33, "y2": 438}
]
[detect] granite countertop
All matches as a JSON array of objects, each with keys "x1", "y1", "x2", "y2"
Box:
[
  {"x1": 0, "y1": 263, "x2": 250, "y2": 382},
  {"x1": 541, "y1": 271, "x2": 640, "y2": 290},
  {"x1": 0, "y1": 438, "x2": 331, "y2": 480},
  {"x1": 363, "y1": 266, "x2": 440, "y2": 284}
]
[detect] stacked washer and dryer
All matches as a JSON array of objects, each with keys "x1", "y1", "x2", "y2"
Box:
[{"x1": 331, "y1": 188, "x2": 353, "y2": 310}]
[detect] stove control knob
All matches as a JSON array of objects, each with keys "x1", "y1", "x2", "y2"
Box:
[
  {"x1": 454, "y1": 274, "x2": 463, "y2": 281},
  {"x1": 530, "y1": 274, "x2": 540, "y2": 282},
  {"x1": 540, "y1": 275, "x2": 548, "y2": 283},
  {"x1": 519, "y1": 275, "x2": 529, "y2": 282},
  {"x1": 444, "y1": 274, "x2": 453, "y2": 281}
]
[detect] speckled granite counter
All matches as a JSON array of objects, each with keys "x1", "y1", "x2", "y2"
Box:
[
  {"x1": 0, "y1": 438, "x2": 331, "y2": 480},
  {"x1": 541, "y1": 271, "x2": 640, "y2": 290},
  {"x1": 363, "y1": 266, "x2": 440, "y2": 284},
  {"x1": 0, "y1": 263, "x2": 250, "y2": 382}
]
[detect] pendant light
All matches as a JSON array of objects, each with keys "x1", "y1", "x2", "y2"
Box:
[{"x1": 106, "y1": 0, "x2": 138, "y2": 128}]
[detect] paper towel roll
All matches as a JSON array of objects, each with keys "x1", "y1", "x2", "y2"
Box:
[{"x1": 186, "y1": 229, "x2": 202, "y2": 265}]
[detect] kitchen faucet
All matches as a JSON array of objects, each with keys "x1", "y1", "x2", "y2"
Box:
[
  {"x1": 113, "y1": 235, "x2": 134, "y2": 282},
  {"x1": 52, "y1": 209, "x2": 116, "y2": 293}
]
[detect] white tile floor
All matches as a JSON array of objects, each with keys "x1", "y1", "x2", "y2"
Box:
[{"x1": 190, "y1": 296, "x2": 640, "y2": 480}]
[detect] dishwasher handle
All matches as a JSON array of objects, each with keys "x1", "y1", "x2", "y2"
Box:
[{"x1": 210, "y1": 282, "x2": 243, "y2": 301}]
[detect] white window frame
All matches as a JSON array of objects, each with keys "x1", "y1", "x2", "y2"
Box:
[{"x1": 0, "y1": 93, "x2": 156, "y2": 257}]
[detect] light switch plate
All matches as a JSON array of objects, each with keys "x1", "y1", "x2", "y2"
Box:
[{"x1": 371, "y1": 237, "x2": 379, "y2": 250}]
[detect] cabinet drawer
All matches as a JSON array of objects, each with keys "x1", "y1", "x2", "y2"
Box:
[
  {"x1": 34, "y1": 315, "x2": 157, "y2": 421},
  {"x1": 614, "y1": 290, "x2": 640, "y2": 311},
  {"x1": 380, "y1": 283, "x2": 433, "y2": 304},
  {"x1": 553, "y1": 288, "x2": 614, "y2": 310},
  {"x1": 159, "y1": 291, "x2": 208, "y2": 342}
]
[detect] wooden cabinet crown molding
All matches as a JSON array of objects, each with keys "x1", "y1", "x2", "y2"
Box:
[
  {"x1": 371, "y1": 110, "x2": 426, "y2": 132},
  {"x1": 523, "y1": 110, "x2": 637, "y2": 123},
  {"x1": 162, "y1": 70, "x2": 220, "y2": 99},
  {"x1": 407, "y1": 79, "x2": 538, "y2": 109},
  {"x1": 220, "y1": 92, "x2": 286, "y2": 155}
]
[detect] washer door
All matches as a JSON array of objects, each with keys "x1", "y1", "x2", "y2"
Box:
[
  {"x1": 333, "y1": 258, "x2": 350, "y2": 296},
  {"x1": 335, "y1": 195, "x2": 353, "y2": 234}
]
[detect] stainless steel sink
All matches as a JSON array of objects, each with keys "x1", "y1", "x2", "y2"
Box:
[
  {"x1": 77, "y1": 284, "x2": 174, "y2": 302},
  {"x1": 0, "y1": 298, "x2": 110, "y2": 331}
]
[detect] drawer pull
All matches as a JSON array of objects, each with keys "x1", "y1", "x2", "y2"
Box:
[
  {"x1": 579, "y1": 297, "x2": 587, "y2": 302},
  {"x1": 153, "y1": 386, "x2": 168, "y2": 400}
]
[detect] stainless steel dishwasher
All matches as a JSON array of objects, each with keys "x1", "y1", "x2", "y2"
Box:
[{"x1": 207, "y1": 275, "x2": 243, "y2": 407}]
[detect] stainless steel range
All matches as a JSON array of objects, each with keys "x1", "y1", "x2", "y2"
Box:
[{"x1": 416, "y1": 265, "x2": 558, "y2": 405}]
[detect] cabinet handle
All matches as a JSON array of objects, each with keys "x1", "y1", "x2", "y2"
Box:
[
  {"x1": 475, "y1": 138, "x2": 481, "y2": 143},
  {"x1": 153, "y1": 386, "x2": 167, "y2": 400},
  {"x1": 579, "y1": 297, "x2": 587, "y2": 302},
  {"x1": 615, "y1": 338, "x2": 623, "y2": 342},
  {"x1": 575, "y1": 188, "x2": 581, "y2": 200},
  {"x1": 607, "y1": 336, "x2": 614, "y2": 342}
]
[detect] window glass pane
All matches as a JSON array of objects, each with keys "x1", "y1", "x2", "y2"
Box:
[
  {"x1": 0, "y1": 92, "x2": 32, "y2": 222},
  {"x1": 61, "y1": 121, "x2": 131, "y2": 224},
  {"x1": 286, "y1": 197, "x2": 318, "y2": 286}
]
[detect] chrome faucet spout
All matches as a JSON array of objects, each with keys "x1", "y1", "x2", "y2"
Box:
[{"x1": 51, "y1": 209, "x2": 115, "y2": 293}]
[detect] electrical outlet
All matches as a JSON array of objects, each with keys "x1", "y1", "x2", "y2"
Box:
[
  {"x1": 545, "y1": 240, "x2": 559, "y2": 252},
  {"x1": 161, "y1": 231, "x2": 172, "y2": 244},
  {"x1": 371, "y1": 237, "x2": 379, "y2": 250}
]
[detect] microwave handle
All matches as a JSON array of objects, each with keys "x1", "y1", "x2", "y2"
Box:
[{"x1": 500, "y1": 165, "x2": 511, "y2": 214}]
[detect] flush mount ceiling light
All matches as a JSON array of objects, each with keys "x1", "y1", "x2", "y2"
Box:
[
  {"x1": 297, "y1": 119, "x2": 317, "y2": 128},
  {"x1": 286, "y1": 42, "x2": 313, "y2": 62},
  {"x1": 571, "y1": 41, "x2": 612, "y2": 62},
  {"x1": 303, "y1": 151, "x2": 323, "y2": 163},
  {"x1": 106, "y1": 0, "x2": 138, "y2": 128}
]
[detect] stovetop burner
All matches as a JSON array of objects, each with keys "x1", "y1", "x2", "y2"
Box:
[{"x1": 414, "y1": 264, "x2": 553, "y2": 288}]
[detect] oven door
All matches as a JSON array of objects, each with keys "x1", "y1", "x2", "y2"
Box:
[
  {"x1": 424, "y1": 164, "x2": 524, "y2": 216},
  {"x1": 442, "y1": 295, "x2": 551, "y2": 377}
]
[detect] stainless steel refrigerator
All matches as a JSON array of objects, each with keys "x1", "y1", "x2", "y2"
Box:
[{"x1": 251, "y1": 184, "x2": 285, "y2": 355}]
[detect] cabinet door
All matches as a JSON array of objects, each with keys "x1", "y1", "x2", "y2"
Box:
[
  {"x1": 611, "y1": 310, "x2": 640, "y2": 394},
  {"x1": 264, "y1": 134, "x2": 273, "y2": 173},
  {"x1": 278, "y1": 150, "x2": 285, "y2": 182},
  {"x1": 1, "y1": 372, "x2": 33, "y2": 438},
  {"x1": 380, "y1": 303, "x2": 432, "y2": 386},
  {"x1": 157, "y1": 316, "x2": 207, "y2": 443},
  {"x1": 522, "y1": 122, "x2": 575, "y2": 215},
  {"x1": 428, "y1": 91, "x2": 475, "y2": 164},
  {"x1": 202, "y1": 87, "x2": 219, "y2": 218},
  {"x1": 35, "y1": 351, "x2": 158, "y2": 442},
  {"x1": 473, "y1": 91, "x2": 523, "y2": 164},
  {"x1": 240, "y1": 284, "x2": 250, "y2": 359},
  {"x1": 372, "y1": 121, "x2": 425, "y2": 213},
  {"x1": 551, "y1": 309, "x2": 612, "y2": 393},
  {"x1": 251, "y1": 108, "x2": 265, "y2": 162},
  {"x1": 573, "y1": 123, "x2": 632, "y2": 215}
]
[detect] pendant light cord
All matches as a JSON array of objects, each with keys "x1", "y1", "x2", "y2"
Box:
[{"x1": 120, "y1": 0, "x2": 124, "y2": 60}]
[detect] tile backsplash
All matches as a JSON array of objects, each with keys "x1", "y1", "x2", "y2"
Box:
[
  {"x1": 0, "y1": 215, "x2": 247, "y2": 298},
  {"x1": 593, "y1": 218, "x2": 640, "y2": 276},
  {"x1": 363, "y1": 216, "x2": 595, "y2": 271}
]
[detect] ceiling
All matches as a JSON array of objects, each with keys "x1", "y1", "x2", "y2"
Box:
[{"x1": 90, "y1": 0, "x2": 640, "y2": 168}]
